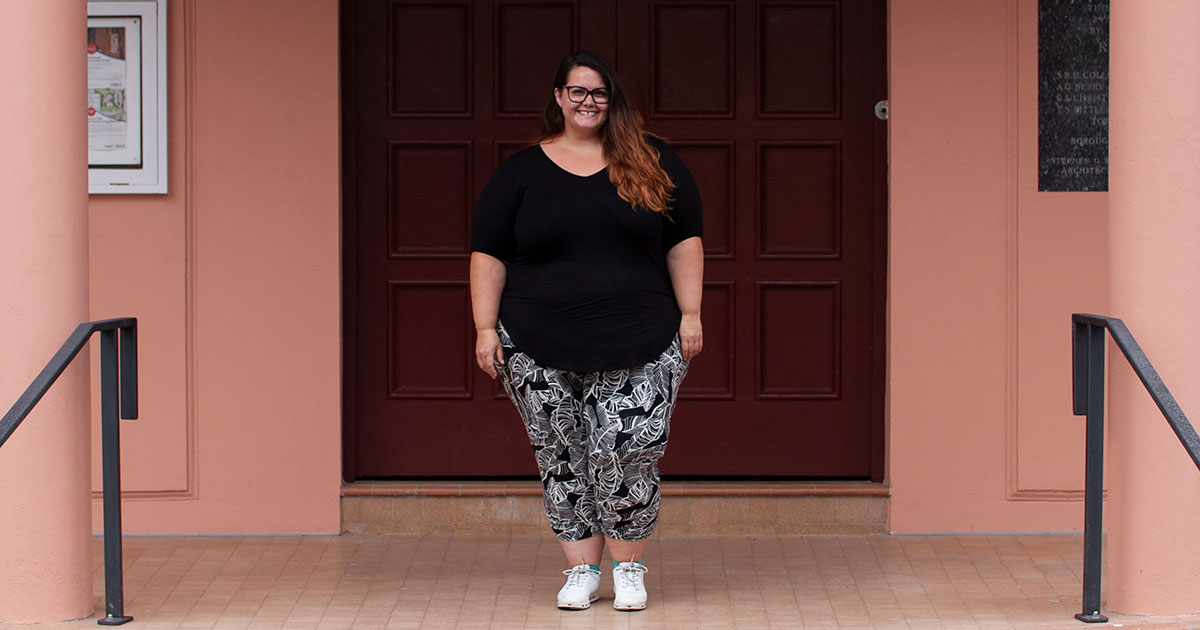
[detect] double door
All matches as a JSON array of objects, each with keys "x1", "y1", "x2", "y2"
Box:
[{"x1": 344, "y1": 0, "x2": 887, "y2": 479}]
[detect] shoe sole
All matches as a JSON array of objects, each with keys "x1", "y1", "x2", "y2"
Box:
[
  {"x1": 557, "y1": 593, "x2": 599, "y2": 610},
  {"x1": 612, "y1": 601, "x2": 647, "y2": 611}
]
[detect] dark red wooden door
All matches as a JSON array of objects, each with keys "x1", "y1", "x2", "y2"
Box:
[{"x1": 343, "y1": 0, "x2": 886, "y2": 479}]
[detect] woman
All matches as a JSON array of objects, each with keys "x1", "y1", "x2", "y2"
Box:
[{"x1": 469, "y1": 51, "x2": 703, "y2": 611}]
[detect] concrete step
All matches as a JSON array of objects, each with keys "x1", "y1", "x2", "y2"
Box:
[{"x1": 342, "y1": 481, "x2": 888, "y2": 535}]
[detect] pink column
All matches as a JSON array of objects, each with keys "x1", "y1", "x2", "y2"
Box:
[
  {"x1": 1107, "y1": 0, "x2": 1200, "y2": 615},
  {"x1": 0, "y1": 0, "x2": 93, "y2": 623}
]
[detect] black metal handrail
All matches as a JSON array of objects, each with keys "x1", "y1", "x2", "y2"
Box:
[
  {"x1": 0, "y1": 318, "x2": 138, "y2": 626},
  {"x1": 1071, "y1": 313, "x2": 1200, "y2": 624}
]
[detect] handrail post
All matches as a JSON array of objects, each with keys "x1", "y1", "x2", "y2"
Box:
[
  {"x1": 97, "y1": 328, "x2": 132, "y2": 626},
  {"x1": 119, "y1": 324, "x2": 138, "y2": 420},
  {"x1": 1, "y1": 318, "x2": 138, "y2": 625},
  {"x1": 1075, "y1": 323, "x2": 1108, "y2": 623},
  {"x1": 1070, "y1": 313, "x2": 1200, "y2": 622}
]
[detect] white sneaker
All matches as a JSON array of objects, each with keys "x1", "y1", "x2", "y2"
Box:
[
  {"x1": 612, "y1": 561, "x2": 648, "y2": 610},
  {"x1": 557, "y1": 564, "x2": 600, "y2": 609}
]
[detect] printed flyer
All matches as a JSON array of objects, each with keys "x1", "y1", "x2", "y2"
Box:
[{"x1": 88, "y1": 18, "x2": 142, "y2": 166}]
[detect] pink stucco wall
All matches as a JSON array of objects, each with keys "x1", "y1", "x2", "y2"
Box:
[
  {"x1": 887, "y1": 0, "x2": 1108, "y2": 532},
  {"x1": 1106, "y1": 0, "x2": 1200, "y2": 613},
  {"x1": 79, "y1": 0, "x2": 1116, "y2": 536},
  {"x1": 87, "y1": 0, "x2": 341, "y2": 533},
  {"x1": 0, "y1": 0, "x2": 93, "y2": 620}
]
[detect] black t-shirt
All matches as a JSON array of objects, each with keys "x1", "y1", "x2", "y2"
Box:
[{"x1": 470, "y1": 137, "x2": 703, "y2": 372}]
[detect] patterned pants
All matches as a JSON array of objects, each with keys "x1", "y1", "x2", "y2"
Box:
[{"x1": 496, "y1": 323, "x2": 689, "y2": 542}]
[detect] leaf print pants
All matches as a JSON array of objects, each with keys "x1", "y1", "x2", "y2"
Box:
[{"x1": 495, "y1": 322, "x2": 689, "y2": 542}]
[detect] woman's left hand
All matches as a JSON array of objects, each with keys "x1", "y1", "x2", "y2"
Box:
[
  {"x1": 679, "y1": 313, "x2": 703, "y2": 361},
  {"x1": 666, "y1": 237, "x2": 704, "y2": 362}
]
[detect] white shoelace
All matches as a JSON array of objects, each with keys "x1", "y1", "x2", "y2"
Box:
[
  {"x1": 562, "y1": 565, "x2": 599, "y2": 587},
  {"x1": 614, "y1": 562, "x2": 648, "y2": 589}
]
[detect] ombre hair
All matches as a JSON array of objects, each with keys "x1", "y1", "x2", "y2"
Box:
[{"x1": 533, "y1": 51, "x2": 675, "y2": 214}]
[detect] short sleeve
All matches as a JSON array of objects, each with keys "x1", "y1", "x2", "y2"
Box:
[
  {"x1": 469, "y1": 163, "x2": 522, "y2": 262},
  {"x1": 655, "y1": 140, "x2": 704, "y2": 251}
]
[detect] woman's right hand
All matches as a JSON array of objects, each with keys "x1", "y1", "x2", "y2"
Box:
[{"x1": 475, "y1": 328, "x2": 504, "y2": 380}]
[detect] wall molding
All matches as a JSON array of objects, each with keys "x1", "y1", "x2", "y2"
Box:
[
  {"x1": 1005, "y1": 0, "x2": 1084, "y2": 502},
  {"x1": 92, "y1": 0, "x2": 198, "y2": 502},
  {"x1": 179, "y1": 0, "x2": 199, "y2": 501}
]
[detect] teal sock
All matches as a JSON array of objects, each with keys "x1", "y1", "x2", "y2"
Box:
[
  {"x1": 588, "y1": 565, "x2": 600, "y2": 572},
  {"x1": 613, "y1": 560, "x2": 642, "y2": 568}
]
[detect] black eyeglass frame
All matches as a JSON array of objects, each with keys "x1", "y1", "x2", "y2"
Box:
[{"x1": 561, "y1": 85, "x2": 611, "y2": 104}]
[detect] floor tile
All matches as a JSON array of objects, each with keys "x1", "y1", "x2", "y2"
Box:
[{"x1": 2, "y1": 533, "x2": 1199, "y2": 629}]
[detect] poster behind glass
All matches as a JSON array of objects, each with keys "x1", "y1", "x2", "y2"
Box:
[{"x1": 88, "y1": 17, "x2": 142, "y2": 167}]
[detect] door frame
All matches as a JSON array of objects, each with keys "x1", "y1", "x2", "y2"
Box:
[
  {"x1": 341, "y1": 0, "x2": 361, "y2": 481},
  {"x1": 339, "y1": 0, "x2": 890, "y2": 483},
  {"x1": 868, "y1": 0, "x2": 888, "y2": 483}
]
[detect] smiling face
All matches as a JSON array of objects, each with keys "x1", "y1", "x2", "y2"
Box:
[{"x1": 554, "y1": 66, "x2": 609, "y2": 135}]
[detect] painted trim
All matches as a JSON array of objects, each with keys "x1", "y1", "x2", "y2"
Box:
[
  {"x1": 90, "y1": 0, "x2": 198, "y2": 501},
  {"x1": 1005, "y1": 0, "x2": 1085, "y2": 502}
]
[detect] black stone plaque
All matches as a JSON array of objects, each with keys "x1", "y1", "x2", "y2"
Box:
[{"x1": 1039, "y1": 0, "x2": 1109, "y2": 191}]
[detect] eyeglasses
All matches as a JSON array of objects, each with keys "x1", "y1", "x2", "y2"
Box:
[{"x1": 562, "y1": 85, "x2": 610, "y2": 104}]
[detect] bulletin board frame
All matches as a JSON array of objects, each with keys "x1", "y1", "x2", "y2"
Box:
[{"x1": 87, "y1": 0, "x2": 167, "y2": 194}]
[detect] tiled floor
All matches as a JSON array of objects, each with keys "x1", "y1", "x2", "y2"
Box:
[{"x1": 4, "y1": 533, "x2": 1199, "y2": 629}]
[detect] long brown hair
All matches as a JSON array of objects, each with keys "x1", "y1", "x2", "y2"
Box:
[{"x1": 533, "y1": 51, "x2": 675, "y2": 214}]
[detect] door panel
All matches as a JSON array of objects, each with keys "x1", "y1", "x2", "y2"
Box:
[
  {"x1": 388, "y1": 4, "x2": 471, "y2": 117},
  {"x1": 616, "y1": 0, "x2": 883, "y2": 476},
  {"x1": 345, "y1": 0, "x2": 886, "y2": 479}
]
